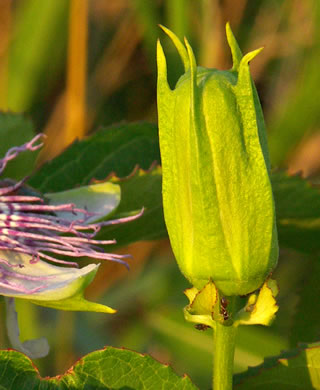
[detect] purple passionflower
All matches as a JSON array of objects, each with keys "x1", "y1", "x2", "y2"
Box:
[{"x1": 0, "y1": 134, "x2": 141, "y2": 358}]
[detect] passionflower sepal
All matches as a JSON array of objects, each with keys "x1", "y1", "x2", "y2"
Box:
[{"x1": 0, "y1": 251, "x2": 114, "y2": 313}]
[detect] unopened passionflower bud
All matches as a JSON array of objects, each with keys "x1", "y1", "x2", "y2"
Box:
[{"x1": 157, "y1": 24, "x2": 278, "y2": 296}]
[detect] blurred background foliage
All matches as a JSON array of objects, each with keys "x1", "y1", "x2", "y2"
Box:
[{"x1": 0, "y1": 0, "x2": 320, "y2": 389}]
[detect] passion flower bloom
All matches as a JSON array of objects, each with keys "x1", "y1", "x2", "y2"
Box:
[
  {"x1": 0, "y1": 134, "x2": 141, "y2": 357},
  {"x1": 157, "y1": 25, "x2": 278, "y2": 296}
]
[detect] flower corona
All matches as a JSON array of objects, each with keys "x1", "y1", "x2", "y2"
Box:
[{"x1": 0, "y1": 134, "x2": 140, "y2": 299}]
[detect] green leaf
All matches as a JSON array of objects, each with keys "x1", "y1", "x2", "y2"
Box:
[
  {"x1": 29, "y1": 122, "x2": 160, "y2": 192},
  {"x1": 272, "y1": 171, "x2": 320, "y2": 219},
  {"x1": 28, "y1": 122, "x2": 164, "y2": 247},
  {"x1": 0, "y1": 112, "x2": 37, "y2": 180},
  {"x1": 234, "y1": 342, "x2": 320, "y2": 389},
  {"x1": 97, "y1": 166, "x2": 167, "y2": 246},
  {"x1": 0, "y1": 348, "x2": 197, "y2": 389},
  {"x1": 272, "y1": 171, "x2": 320, "y2": 253},
  {"x1": 289, "y1": 259, "x2": 320, "y2": 347}
]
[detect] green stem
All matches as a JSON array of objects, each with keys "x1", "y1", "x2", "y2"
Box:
[{"x1": 212, "y1": 321, "x2": 237, "y2": 390}]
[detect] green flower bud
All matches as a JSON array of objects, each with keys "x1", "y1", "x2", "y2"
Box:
[{"x1": 157, "y1": 24, "x2": 278, "y2": 296}]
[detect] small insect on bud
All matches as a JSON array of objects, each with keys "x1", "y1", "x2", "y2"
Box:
[
  {"x1": 195, "y1": 324, "x2": 210, "y2": 331},
  {"x1": 157, "y1": 24, "x2": 278, "y2": 296},
  {"x1": 220, "y1": 297, "x2": 229, "y2": 321}
]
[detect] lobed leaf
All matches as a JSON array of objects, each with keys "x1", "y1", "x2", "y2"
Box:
[
  {"x1": 289, "y1": 259, "x2": 320, "y2": 347},
  {"x1": 29, "y1": 122, "x2": 165, "y2": 247},
  {"x1": 98, "y1": 166, "x2": 166, "y2": 246},
  {"x1": 29, "y1": 122, "x2": 160, "y2": 192},
  {"x1": 272, "y1": 171, "x2": 320, "y2": 253},
  {"x1": 234, "y1": 342, "x2": 320, "y2": 389},
  {"x1": 0, "y1": 348, "x2": 197, "y2": 389}
]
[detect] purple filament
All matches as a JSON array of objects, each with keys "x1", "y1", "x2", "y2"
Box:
[{"x1": 0, "y1": 135, "x2": 143, "y2": 288}]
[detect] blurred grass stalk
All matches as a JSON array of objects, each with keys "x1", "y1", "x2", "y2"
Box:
[
  {"x1": 7, "y1": 0, "x2": 68, "y2": 113},
  {"x1": 199, "y1": 0, "x2": 223, "y2": 68},
  {"x1": 53, "y1": 0, "x2": 88, "y2": 370},
  {"x1": 64, "y1": 0, "x2": 88, "y2": 148},
  {"x1": 268, "y1": 0, "x2": 320, "y2": 168},
  {"x1": 43, "y1": 0, "x2": 89, "y2": 160},
  {"x1": 0, "y1": 0, "x2": 11, "y2": 111},
  {"x1": 130, "y1": 0, "x2": 158, "y2": 67},
  {"x1": 164, "y1": 0, "x2": 188, "y2": 40}
]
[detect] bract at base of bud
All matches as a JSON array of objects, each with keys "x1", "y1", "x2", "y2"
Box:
[
  {"x1": 234, "y1": 278, "x2": 279, "y2": 326},
  {"x1": 184, "y1": 278, "x2": 279, "y2": 329},
  {"x1": 183, "y1": 281, "x2": 219, "y2": 329},
  {"x1": 191, "y1": 272, "x2": 271, "y2": 298}
]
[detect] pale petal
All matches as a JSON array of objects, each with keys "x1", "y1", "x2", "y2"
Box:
[
  {"x1": 0, "y1": 250, "x2": 99, "y2": 301},
  {"x1": 46, "y1": 182, "x2": 121, "y2": 223},
  {"x1": 5, "y1": 298, "x2": 49, "y2": 359}
]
